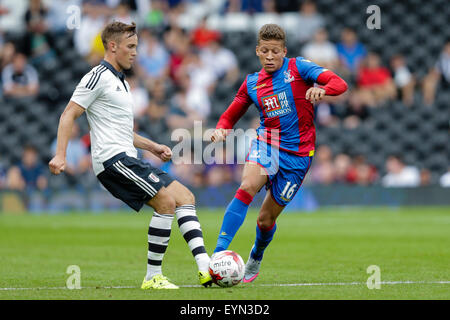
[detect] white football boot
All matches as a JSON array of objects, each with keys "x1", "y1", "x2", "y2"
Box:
[{"x1": 243, "y1": 247, "x2": 262, "y2": 283}]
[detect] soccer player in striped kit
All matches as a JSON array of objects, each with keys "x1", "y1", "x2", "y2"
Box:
[
  {"x1": 49, "y1": 22, "x2": 212, "y2": 289},
  {"x1": 211, "y1": 24, "x2": 348, "y2": 282}
]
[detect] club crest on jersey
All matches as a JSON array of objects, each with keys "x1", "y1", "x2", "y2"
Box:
[
  {"x1": 262, "y1": 91, "x2": 292, "y2": 118},
  {"x1": 148, "y1": 172, "x2": 160, "y2": 183},
  {"x1": 283, "y1": 69, "x2": 295, "y2": 83},
  {"x1": 249, "y1": 149, "x2": 260, "y2": 159}
]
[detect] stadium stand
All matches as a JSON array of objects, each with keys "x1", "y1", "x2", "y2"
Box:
[{"x1": 0, "y1": 0, "x2": 448, "y2": 198}]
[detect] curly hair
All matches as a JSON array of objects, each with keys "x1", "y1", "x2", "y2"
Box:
[{"x1": 257, "y1": 24, "x2": 286, "y2": 47}]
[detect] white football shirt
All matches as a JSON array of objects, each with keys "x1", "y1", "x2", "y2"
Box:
[{"x1": 70, "y1": 60, "x2": 137, "y2": 175}]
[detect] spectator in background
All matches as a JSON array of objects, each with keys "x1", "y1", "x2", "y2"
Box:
[
  {"x1": 2, "y1": 52, "x2": 39, "y2": 99},
  {"x1": 342, "y1": 92, "x2": 369, "y2": 129},
  {"x1": 111, "y1": 1, "x2": 135, "y2": 24},
  {"x1": 50, "y1": 122, "x2": 91, "y2": 186},
  {"x1": 419, "y1": 168, "x2": 432, "y2": 186},
  {"x1": 381, "y1": 154, "x2": 420, "y2": 187},
  {"x1": 303, "y1": 28, "x2": 346, "y2": 128},
  {"x1": 199, "y1": 34, "x2": 239, "y2": 85},
  {"x1": 146, "y1": 78, "x2": 169, "y2": 122},
  {"x1": 191, "y1": 16, "x2": 221, "y2": 48},
  {"x1": 141, "y1": 0, "x2": 167, "y2": 29},
  {"x1": 356, "y1": 52, "x2": 396, "y2": 107},
  {"x1": 0, "y1": 41, "x2": 15, "y2": 70},
  {"x1": 0, "y1": 158, "x2": 6, "y2": 189},
  {"x1": 226, "y1": 0, "x2": 265, "y2": 13},
  {"x1": 168, "y1": 49, "x2": 214, "y2": 130},
  {"x1": 165, "y1": 0, "x2": 186, "y2": 29},
  {"x1": 275, "y1": 0, "x2": 299, "y2": 12},
  {"x1": 137, "y1": 28, "x2": 170, "y2": 88},
  {"x1": 423, "y1": 41, "x2": 450, "y2": 106},
  {"x1": 47, "y1": 0, "x2": 82, "y2": 33},
  {"x1": 309, "y1": 144, "x2": 335, "y2": 185},
  {"x1": 333, "y1": 153, "x2": 351, "y2": 184},
  {"x1": 337, "y1": 27, "x2": 367, "y2": 77},
  {"x1": 0, "y1": 0, "x2": 29, "y2": 33},
  {"x1": 22, "y1": 0, "x2": 56, "y2": 65},
  {"x1": 294, "y1": 0, "x2": 325, "y2": 45},
  {"x1": 346, "y1": 155, "x2": 378, "y2": 185},
  {"x1": 73, "y1": 1, "x2": 107, "y2": 62},
  {"x1": 164, "y1": 26, "x2": 190, "y2": 86},
  {"x1": 167, "y1": 68, "x2": 211, "y2": 130},
  {"x1": 439, "y1": 168, "x2": 450, "y2": 187},
  {"x1": 128, "y1": 74, "x2": 149, "y2": 117},
  {"x1": 6, "y1": 145, "x2": 48, "y2": 192},
  {"x1": 204, "y1": 146, "x2": 235, "y2": 187},
  {"x1": 314, "y1": 101, "x2": 340, "y2": 128},
  {"x1": 181, "y1": 49, "x2": 216, "y2": 95},
  {"x1": 390, "y1": 54, "x2": 415, "y2": 107},
  {"x1": 302, "y1": 28, "x2": 338, "y2": 71}
]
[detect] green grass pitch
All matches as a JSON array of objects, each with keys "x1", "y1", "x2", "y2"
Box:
[{"x1": 0, "y1": 207, "x2": 449, "y2": 300}]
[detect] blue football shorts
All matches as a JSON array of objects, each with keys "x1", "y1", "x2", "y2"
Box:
[{"x1": 245, "y1": 139, "x2": 313, "y2": 206}]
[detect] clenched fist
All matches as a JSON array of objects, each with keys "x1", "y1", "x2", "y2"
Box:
[
  {"x1": 305, "y1": 87, "x2": 326, "y2": 104},
  {"x1": 154, "y1": 144, "x2": 172, "y2": 162},
  {"x1": 49, "y1": 155, "x2": 66, "y2": 175},
  {"x1": 211, "y1": 128, "x2": 229, "y2": 142}
]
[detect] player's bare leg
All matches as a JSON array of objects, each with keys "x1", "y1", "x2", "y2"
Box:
[
  {"x1": 214, "y1": 162, "x2": 268, "y2": 253},
  {"x1": 141, "y1": 187, "x2": 178, "y2": 289},
  {"x1": 239, "y1": 162, "x2": 269, "y2": 197},
  {"x1": 244, "y1": 189, "x2": 284, "y2": 283},
  {"x1": 165, "y1": 181, "x2": 212, "y2": 287}
]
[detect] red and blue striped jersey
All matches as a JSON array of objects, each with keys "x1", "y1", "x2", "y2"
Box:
[{"x1": 218, "y1": 57, "x2": 336, "y2": 157}]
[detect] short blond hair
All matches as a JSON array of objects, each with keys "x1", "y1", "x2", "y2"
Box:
[
  {"x1": 101, "y1": 21, "x2": 137, "y2": 50},
  {"x1": 257, "y1": 24, "x2": 286, "y2": 46}
]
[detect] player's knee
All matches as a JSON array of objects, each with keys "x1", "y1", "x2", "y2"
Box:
[
  {"x1": 162, "y1": 197, "x2": 176, "y2": 214},
  {"x1": 257, "y1": 214, "x2": 276, "y2": 230},
  {"x1": 152, "y1": 192, "x2": 176, "y2": 214},
  {"x1": 239, "y1": 181, "x2": 258, "y2": 197},
  {"x1": 178, "y1": 189, "x2": 195, "y2": 206}
]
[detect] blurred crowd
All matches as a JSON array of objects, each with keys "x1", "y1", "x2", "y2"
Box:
[{"x1": 0, "y1": 0, "x2": 449, "y2": 196}]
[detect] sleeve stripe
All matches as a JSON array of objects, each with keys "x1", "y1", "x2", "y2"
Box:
[
  {"x1": 86, "y1": 66, "x2": 107, "y2": 90},
  {"x1": 85, "y1": 65, "x2": 102, "y2": 89},
  {"x1": 88, "y1": 67, "x2": 108, "y2": 90}
]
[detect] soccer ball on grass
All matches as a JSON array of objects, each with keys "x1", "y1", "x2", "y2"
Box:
[{"x1": 208, "y1": 250, "x2": 245, "y2": 287}]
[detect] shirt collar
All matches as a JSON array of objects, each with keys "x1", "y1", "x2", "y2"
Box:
[{"x1": 100, "y1": 60, "x2": 125, "y2": 81}]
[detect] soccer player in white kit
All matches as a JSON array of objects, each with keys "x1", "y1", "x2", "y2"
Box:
[{"x1": 49, "y1": 22, "x2": 212, "y2": 289}]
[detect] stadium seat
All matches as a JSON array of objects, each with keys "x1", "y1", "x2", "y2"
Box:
[
  {"x1": 279, "y1": 13, "x2": 301, "y2": 38},
  {"x1": 70, "y1": 60, "x2": 91, "y2": 79},
  {"x1": 425, "y1": 154, "x2": 448, "y2": 173},
  {"x1": 253, "y1": 13, "x2": 281, "y2": 33},
  {"x1": 38, "y1": 81, "x2": 60, "y2": 102},
  {"x1": 1, "y1": 3, "x2": 448, "y2": 187}
]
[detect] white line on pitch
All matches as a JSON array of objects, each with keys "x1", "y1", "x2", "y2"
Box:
[{"x1": 0, "y1": 281, "x2": 449, "y2": 291}]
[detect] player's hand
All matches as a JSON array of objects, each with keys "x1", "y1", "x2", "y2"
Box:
[
  {"x1": 154, "y1": 144, "x2": 172, "y2": 162},
  {"x1": 49, "y1": 155, "x2": 66, "y2": 175},
  {"x1": 211, "y1": 128, "x2": 228, "y2": 142},
  {"x1": 306, "y1": 87, "x2": 326, "y2": 104}
]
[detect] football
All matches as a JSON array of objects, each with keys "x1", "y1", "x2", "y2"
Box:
[{"x1": 209, "y1": 250, "x2": 245, "y2": 287}]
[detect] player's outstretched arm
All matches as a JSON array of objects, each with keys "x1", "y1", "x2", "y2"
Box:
[
  {"x1": 49, "y1": 101, "x2": 85, "y2": 175},
  {"x1": 305, "y1": 70, "x2": 348, "y2": 103},
  {"x1": 133, "y1": 133, "x2": 172, "y2": 162},
  {"x1": 211, "y1": 79, "x2": 252, "y2": 142}
]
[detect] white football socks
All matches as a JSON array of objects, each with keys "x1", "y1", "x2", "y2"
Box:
[{"x1": 175, "y1": 205, "x2": 210, "y2": 272}]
